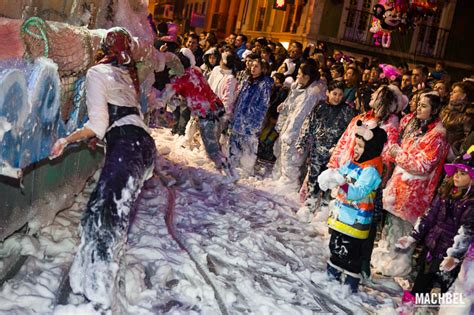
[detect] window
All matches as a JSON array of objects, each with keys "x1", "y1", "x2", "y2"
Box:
[
  {"x1": 292, "y1": 4, "x2": 304, "y2": 33},
  {"x1": 256, "y1": 7, "x2": 266, "y2": 31},
  {"x1": 415, "y1": 9, "x2": 447, "y2": 58},
  {"x1": 284, "y1": 4, "x2": 295, "y2": 32}
]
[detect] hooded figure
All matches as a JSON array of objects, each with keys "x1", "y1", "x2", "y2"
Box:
[
  {"x1": 200, "y1": 47, "x2": 221, "y2": 80},
  {"x1": 50, "y1": 27, "x2": 156, "y2": 310},
  {"x1": 327, "y1": 84, "x2": 405, "y2": 277},
  {"x1": 272, "y1": 60, "x2": 327, "y2": 188}
]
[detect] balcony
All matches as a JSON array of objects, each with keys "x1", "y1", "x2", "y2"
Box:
[
  {"x1": 340, "y1": 8, "x2": 450, "y2": 60},
  {"x1": 414, "y1": 24, "x2": 450, "y2": 59},
  {"x1": 341, "y1": 9, "x2": 374, "y2": 46}
]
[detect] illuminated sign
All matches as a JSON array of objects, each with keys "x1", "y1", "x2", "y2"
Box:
[{"x1": 273, "y1": 0, "x2": 287, "y2": 10}]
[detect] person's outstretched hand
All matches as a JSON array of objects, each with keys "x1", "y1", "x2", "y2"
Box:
[
  {"x1": 439, "y1": 256, "x2": 459, "y2": 272},
  {"x1": 50, "y1": 138, "x2": 68, "y2": 159}
]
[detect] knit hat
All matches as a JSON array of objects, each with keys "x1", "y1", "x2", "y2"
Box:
[
  {"x1": 242, "y1": 49, "x2": 253, "y2": 60},
  {"x1": 355, "y1": 120, "x2": 388, "y2": 163},
  {"x1": 444, "y1": 146, "x2": 474, "y2": 179},
  {"x1": 387, "y1": 84, "x2": 408, "y2": 113},
  {"x1": 379, "y1": 64, "x2": 400, "y2": 81}
]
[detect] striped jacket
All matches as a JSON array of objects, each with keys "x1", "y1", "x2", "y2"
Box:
[{"x1": 328, "y1": 157, "x2": 383, "y2": 239}]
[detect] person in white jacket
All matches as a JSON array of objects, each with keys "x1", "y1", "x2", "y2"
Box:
[
  {"x1": 207, "y1": 51, "x2": 239, "y2": 138},
  {"x1": 272, "y1": 59, "x2": 327, "y2": 189},
  {"x1": 185, "y1": 51, "x2": 238, "y2": 149}
]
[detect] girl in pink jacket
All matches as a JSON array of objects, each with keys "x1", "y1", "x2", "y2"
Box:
[{"x1": 372, "y1": 92, "x2": 449, "y2": 277}]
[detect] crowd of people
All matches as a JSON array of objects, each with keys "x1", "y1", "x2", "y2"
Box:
[
  {"x1": 50, "y1": 23, "x2": 473, "y2": 310},
  {"x1": 150, "y1": 23, "x2": 473, "y2": 306}
]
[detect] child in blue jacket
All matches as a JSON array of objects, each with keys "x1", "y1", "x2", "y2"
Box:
[
  {"x1": 229, "y1": 59, "x2": 273, "y2": 177},
  {"x1": 318, "y1": 120, "x2": 387, "y2": 292}
]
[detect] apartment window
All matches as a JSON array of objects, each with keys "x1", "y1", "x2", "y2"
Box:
[
  {"x1": 256, "y1": 7, "x2": 266, "y2": 31},
  {"x1": 349, "y1": 0, "x2": 372, "y2": 11},
  {"x1": 415, "y1": 9, "x2": 447, "y2": 58},
  {"x1": 284, "y1": 4, "x2": 295, "y2": 32}
]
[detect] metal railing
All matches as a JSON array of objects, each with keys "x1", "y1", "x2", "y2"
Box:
[
  {"x1": 414, "y1": 24, "x2": 450, "y2": 59},
  {"x1": 342, "y1": 9, "x2": 375, "y2": 46},
  {"x1": 340, "y1": 8, "x2": 450, "y2": 59}
]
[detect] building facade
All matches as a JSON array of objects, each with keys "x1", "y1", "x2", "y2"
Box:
[
  {"x1": 148, "y1": 0, "x2": 472, "y2": 73},
  {"x1": 234, "y1": 0, "x2": 472, "y2": 73}
]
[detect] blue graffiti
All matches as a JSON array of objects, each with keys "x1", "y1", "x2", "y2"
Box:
[
  {"x1": 0, "y1": 57, "x2": 66, "y2": 175},
  {"x1": 0, "y1": 69, "x2": 28, "y2": 170},
  {"x1": 66, "y1": 76, "x2": 88, "y2": 134}
]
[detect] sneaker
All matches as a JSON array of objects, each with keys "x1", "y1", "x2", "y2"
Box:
[
  {"x1": 344, "y1": 274, "x2": 360, "y2": 293},
  {"x1": 327, "y1": 263, "x2": 342, "y2": 281}
]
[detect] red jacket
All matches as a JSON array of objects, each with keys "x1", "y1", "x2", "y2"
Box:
[
  {"x1": 166, "y1": 67, "x2": 224, "y2": 117},
  {"x1": 383, "y1": 113, "x2": 449, "y2": 224}
]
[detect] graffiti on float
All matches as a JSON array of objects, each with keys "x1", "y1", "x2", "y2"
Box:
[{"x1": 0, "y1": 57, "x2": 86, "y2": 178}]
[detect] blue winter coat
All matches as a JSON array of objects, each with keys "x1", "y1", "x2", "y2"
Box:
[
  {"x1": 328, "y1": 157, "x2": 383, "y2": 239},
  {"x1": 230, "y1": 75, "x2": 273, "y2": 136}
]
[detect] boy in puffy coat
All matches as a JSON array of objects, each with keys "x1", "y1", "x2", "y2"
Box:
[
  {"x1": 296, "y1": 80, "x2": 354, "y2": 208},
  {"x1": 319, "y1": 121, "x2": 387, "y2": 293}
]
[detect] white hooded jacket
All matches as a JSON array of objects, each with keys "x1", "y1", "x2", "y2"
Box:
[
  {"x1": 273, "y1": 79, "x2": 327, "y2": 184},
  {"x1": 208, "y1": 65, "x2": 238, "y2": 121}
]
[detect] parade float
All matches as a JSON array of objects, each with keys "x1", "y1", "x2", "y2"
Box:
[{"x1": 0, "y1": 0, "x2": 158, "y2": 240}]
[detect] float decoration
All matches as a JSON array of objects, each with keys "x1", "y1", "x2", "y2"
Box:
[{"x1": 370, "y1": 0, "x2": 443, "y2": 48}]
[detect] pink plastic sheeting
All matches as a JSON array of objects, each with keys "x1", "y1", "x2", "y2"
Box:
[{"x1": 0, "y1": 18, "x2": 25, "y2": 61}]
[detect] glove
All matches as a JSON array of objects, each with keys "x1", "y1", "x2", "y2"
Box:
[
  {"x1": 334, "y1": 172, "x2": 346, "y2": 186},
  {"x1": 49, "y1": 138, "x2": 68, "y2": 159},
  {"x1": 395, "y1": 236, "x2": 416, "y2": 249},
  {"x1": 317, "y1": 169, "x2": 332, "y2": 192},
  {"x1": 318, "y1": 168, "x2": 345, "y2": 192},
  {"x1": 439, "y1": 256, "x2": 460, "y2": 272}
]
